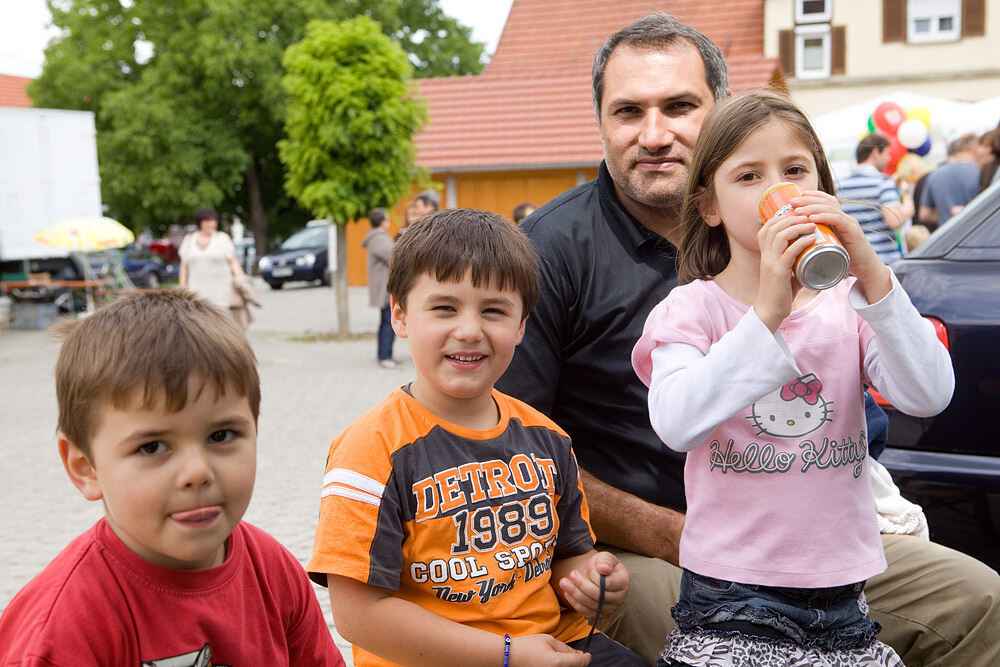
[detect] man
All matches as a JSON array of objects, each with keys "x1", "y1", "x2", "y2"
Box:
[
  {"x1": 836, "y1": 133, "x2": 912, "y2": 264},
  {"x1": 362, "y1": 208, "x2": 396, "y2": 368},
  {"x1": 410, "y1": 188, "x2": 440, "y2": 219},
  {"x1": 497, "y1": 12, "x2": 1000, "y2": 666},
  {"x1": 920, "y1": 133, "x2": 982, "y2": 225},
  {"x1": 512, "y1": 201, "x2": 536, "y2": 223}
]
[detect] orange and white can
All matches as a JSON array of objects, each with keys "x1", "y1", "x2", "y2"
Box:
[{"x1": 758, "y1": 182, "x2": 849, "y2": 290}]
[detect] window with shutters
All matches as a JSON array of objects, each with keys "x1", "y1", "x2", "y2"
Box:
[
  {"x1": 796, "y1": 0, "x2": 832, "y2": 23},
  {"x1": 794, "y1": 24, "x2": 831, "y2": 78},
  {"x1": 907, "y1": 0, "x2": 961, "y2": 42}
]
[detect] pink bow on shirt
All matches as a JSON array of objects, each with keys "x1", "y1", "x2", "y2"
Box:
[{"x1": 781, "y1": 374, "x2": 823, "y2": 405}]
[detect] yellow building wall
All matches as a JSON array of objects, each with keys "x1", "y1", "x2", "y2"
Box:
[{"x1": 347, "y1": 169, "x2": 598, "y2": 286}]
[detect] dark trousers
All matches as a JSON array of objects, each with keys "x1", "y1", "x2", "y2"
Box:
[
  {"x1": 377, "y1": 305, "x2": 394, "y2": 361},
  {"x1": 566, "y1": 633, "x2": 646, "y2": 666}
]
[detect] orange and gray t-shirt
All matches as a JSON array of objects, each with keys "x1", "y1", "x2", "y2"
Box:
[{"x1": 308, "y1": 387, "x2": 594, "y2": 667}]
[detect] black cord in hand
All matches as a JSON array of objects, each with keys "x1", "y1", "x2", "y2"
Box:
[{"x1": 581, "y1": 573, "x2": 606, "y2": 654}]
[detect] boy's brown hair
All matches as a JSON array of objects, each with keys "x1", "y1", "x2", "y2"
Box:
[
  {"x1": 386, "y1": 208, "x2": 539, "y2": 318},
  {"x1": 56, "y1": 290, "x2": 260, "y2": 456},
  {"x1": 678, "y1": 91, "x2": 836, "y2": 284}
]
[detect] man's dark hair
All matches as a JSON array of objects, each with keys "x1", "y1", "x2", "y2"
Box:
[
  {"x1": 948, "y1": 133, "x2": 977, "y2": 156},
  {"x1": 856, "y1": 133, "x2": 890, "y2": 164},
  {"x1": 195, "y1": 208, "x2": 219, "y2": 224},
  {"x1": 414, "y1": 189, "x2": 440, "y2": 211},
  {"x1": 592, "y1": 12, "x2": 728, "y2": 119},
  {"x1": 512, "y1": 202, "x2": 536, "y2": 224},
  {"x1": 369, "y1": 208, "x2": 388, "y2": 228}
]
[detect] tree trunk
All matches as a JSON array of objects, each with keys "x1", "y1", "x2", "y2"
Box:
[
  {"x1": 334, "y1": 221, "x2": 350, "y2": 337},
  {"x1": 245, "y1": 157, "x2": 268, "y2": 258}
]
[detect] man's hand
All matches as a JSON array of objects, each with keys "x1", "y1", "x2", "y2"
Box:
[
  {"x1": 509, "y1": 634, "x2": 591, "y2": 667},
  {"x1": 558, "y1": 551, "x2": 629, "y2": 620}
]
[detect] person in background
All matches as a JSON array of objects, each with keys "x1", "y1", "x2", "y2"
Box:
[
  {"x1": 178, "y1": 208, "x2": 248, "y2": 320},
  {"x1": 411, "y1": 188, "x2": 441, "y2": 219},
  {"x1": 497, "y1": 12, "x2": 1000, "y2": 666},
  {"x1": 513, "y1": 202, "x2": 537, "y2": 224},
  {"x1": 919, "y1": 133, "x2": 981, "y2": 225},
  {"x1": 977, "y1": 124, "x2": 1000, "y2": 192},
  {"x1": 362, "y1": 207, "x2": 397, "y2": 369},
  {"x1": 836, "y1": 134, "x2": 912, "y2": 264},
  {"x1": 904, "y1": 224, "x2": 931, "y2": 253}
]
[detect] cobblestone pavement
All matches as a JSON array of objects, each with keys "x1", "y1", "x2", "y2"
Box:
[{"x1": 0, "y1": 280, "x2": 412, "y2": 664}]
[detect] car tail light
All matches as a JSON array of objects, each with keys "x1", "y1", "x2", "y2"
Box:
[{"x1": 869, "y1": 316, "x2": 948, "y2": 407}]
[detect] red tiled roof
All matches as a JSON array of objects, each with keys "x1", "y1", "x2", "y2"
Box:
[
  {"x1": 414, "y1": 0, "x2": 780, "y2": 171},
  {"x1": 0, "y1": 74, "x2": 33, "y2": 108}
]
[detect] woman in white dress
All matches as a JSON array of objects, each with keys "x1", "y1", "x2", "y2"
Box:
[{"x1": 178, "y1": 209, "x2": 248, "y2": 320}]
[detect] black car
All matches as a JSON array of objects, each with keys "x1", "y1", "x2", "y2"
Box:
[
  {"x1": 257, "y1": 224, "x2": 330, "y2": 289},
  {"x1": 123, "y1": 247, "x2": 178, "y2": 288},
  {"x1": 88, "y1": 247, "x2": 178, "y2": 289},
  {"x1": 878, "y1": 180, "x2": 1000, "y2": 569}
]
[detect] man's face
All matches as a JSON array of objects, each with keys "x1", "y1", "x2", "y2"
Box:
[
  {"x1": 872, "y1": 146, "x2": 891, "y2": 172},
  {"x1": 411, "y1": 199, "x2": 435, "y2": 219},
  {"x1": 599, "y1": 42, "x2": 717, "y2": 217}
]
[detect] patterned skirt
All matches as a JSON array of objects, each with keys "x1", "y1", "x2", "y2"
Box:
[{"x1": 661, "y1": 628, "x2": 905, "y2": 667}]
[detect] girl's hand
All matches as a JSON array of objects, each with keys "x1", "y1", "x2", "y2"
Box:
[
  {"x1": 755, "y1": 210, "x2": 817, "y2": 331},
  {"x1": 558, "y1": 551, "x2": 629, "y2": 620},
  {"x1": 509, "y1": 634, "x2": 591, "y2": 667},
  {"x1": 791, "y1": 191, "x2": 892, "y2": 302}
]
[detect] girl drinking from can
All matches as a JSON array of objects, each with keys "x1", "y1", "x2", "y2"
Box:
[{"x1": 631, "y1": 91, "x2": 953, "y2": 666}]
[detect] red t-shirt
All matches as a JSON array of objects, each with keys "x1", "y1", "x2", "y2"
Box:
[{"x1": 0, "y1": 519, "x2": 345, "y2": 666}]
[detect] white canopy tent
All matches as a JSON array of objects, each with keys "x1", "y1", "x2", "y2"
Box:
[{"x1": 811, "y1": 91, "x2": 975, "y2": 181}]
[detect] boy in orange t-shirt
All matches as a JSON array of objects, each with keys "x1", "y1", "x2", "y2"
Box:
[{"x1": 308, "y1": 210, "x2": 644, "y2": 666}]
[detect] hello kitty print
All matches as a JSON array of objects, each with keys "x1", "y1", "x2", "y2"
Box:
[{"x1": 707, "y1": 372, "x2": 867, "y2": 478}]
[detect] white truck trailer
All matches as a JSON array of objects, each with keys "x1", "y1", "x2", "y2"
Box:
[{"x1": 0, "y1": 107, "x2": 102, "y2": 263}]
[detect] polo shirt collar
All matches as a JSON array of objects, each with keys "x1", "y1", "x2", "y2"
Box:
[{"x1": 596, "y1": 161, "x2": 672, "y2": 252}]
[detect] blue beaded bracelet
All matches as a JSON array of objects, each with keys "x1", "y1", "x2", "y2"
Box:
[{"x1": 503, "y1": 634, "x2": 511, "y2": 667}]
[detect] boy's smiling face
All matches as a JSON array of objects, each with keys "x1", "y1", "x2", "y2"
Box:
[
  {"x1": 60, "y1": 377, "x2": 257, "y2": 570},
  {"x1": 392, "y1": 271, "x2": 526, "y2": 428}
]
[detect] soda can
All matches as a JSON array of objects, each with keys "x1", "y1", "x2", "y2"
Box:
[{"x1": 758, "y1": 182, "x2": 849, "y2": 290}]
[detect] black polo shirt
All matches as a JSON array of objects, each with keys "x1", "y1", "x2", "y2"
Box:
[{"x1": 497, "y1": 162, "x2": 686, "y2": 511}]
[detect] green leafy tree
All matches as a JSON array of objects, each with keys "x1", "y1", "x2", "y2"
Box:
[
  {"x1": 29, "y1": 0, "x2": 482, "y2": 250},
  {"x1": 279, "y1": 16, "x2": 426, "y2": 335}
]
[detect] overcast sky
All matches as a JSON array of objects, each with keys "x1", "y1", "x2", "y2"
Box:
[{"x1": 0, "y1": 0, "x2": 514, "y2": 78}]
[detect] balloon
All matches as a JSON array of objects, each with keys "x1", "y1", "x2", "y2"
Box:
[
  {"x1": 867, "y1": 114, "x2": 876, "y2": 133},
  {"x1": 895, "y1": 154, "x2": 927, "y2": 183},
  {"x1": 897, "y1": 118, "x2": 929, "y2": 149},
  {"x1": 886, "y1": 137, "x2": 907, "y2": 174},
  {"x1": 906, "y1": 105, "x2": 931, "y2": 127},
  {"x1": 873, "y1": 101, "x2": 906, "y2": 135},
  {"x1": 912, "y1": 137, "x2": 932, "y2": 156}
]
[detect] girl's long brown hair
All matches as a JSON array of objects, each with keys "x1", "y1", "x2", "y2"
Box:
[{"x1": 677, "y1": 91, "x2": 837, "y2": 284}]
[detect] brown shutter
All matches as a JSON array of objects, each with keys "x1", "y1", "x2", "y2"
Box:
[
  {"x1": 831, "y1": 25, "x2": 846, "y2": 74},
  {"x1": 883, "y1": 0, "x2": 906, "y2": 42},
  {"x1": 779, "y1": 29, "x2": 795, "y2": 76},
  {"x1": 963, "y1": 0, "x2": 986, "y2": 37}
]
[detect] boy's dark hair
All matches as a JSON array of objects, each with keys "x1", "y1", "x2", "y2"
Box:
[
  {"x1": 195, "y1": 208, "x2": 219, "y2": 223},
  {"x1": 369, "y1": 208, "x2": 388, "y2": 228},
  {"x1": 56, "y1": 290, "x2": 260, "y2": 456},
  {"x1": 856, "y1": 133, "x2": 890, "y2": 163},
  {"x1": 387, "y1": 209, "x2": 539, "y2": 318}
]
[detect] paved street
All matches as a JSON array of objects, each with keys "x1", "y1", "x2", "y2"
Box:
[{"x1": 0, "y1": 280, "x2": 411, "y2": 663}]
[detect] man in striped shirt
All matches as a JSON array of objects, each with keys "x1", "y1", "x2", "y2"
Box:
[{"x1": 836, "y1": 134, "x2": 912, "y2": 264}]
